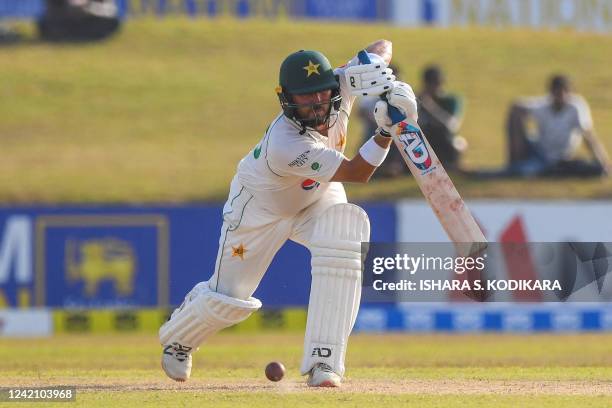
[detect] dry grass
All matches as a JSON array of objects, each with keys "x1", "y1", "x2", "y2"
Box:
[
  {"x1": 0, "y1": 332, "x2": 611, "y2": 406},
  {"x1": 0, "y1": 19, "x2": 611, "y2": 202}
]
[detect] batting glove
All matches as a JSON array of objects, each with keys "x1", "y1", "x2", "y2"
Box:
[
  {"x1": 387, "y1": 81, "x2": 418, "y2": 122},
  {"x1": 345, "y1": 53, "x2": 395, "y2": 97}
]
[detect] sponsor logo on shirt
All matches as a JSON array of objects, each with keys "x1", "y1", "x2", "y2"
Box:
[
  {"x1": 301, "y1": 179, "x2": 320, "y2": 191},
  {"x1": 288, "y1": 150, "x2": 310, "y2": 168},
  {"x1": 397, "y1": 122, "x2": 434, "y2": 173}
]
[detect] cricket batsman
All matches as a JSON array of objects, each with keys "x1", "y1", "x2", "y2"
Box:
[{"x1": 159, "y1": 39, "x2": 418, "y2": 387}]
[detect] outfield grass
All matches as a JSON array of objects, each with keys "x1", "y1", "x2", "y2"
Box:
[
  {"x1": 0, "y1": 333, "x2": 611, "y2": 407},
  {"x1": 1, "y1": 19, "x2": 611, "y2": 203}
]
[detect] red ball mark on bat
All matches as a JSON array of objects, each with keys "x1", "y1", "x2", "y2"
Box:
[{"x1": 450, "y1": 198, "x2": 464, "y2": 212}]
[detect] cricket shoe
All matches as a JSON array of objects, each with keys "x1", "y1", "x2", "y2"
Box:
[
  {"x1": 307, "y1": 363, "x2": 342, "y2": 387},
  {"x1": 162, "y1": 342, "x2": 193, "y2": 382}
]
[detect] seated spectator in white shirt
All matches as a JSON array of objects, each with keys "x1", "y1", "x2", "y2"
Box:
[{"x1": 505, "y1": 74, "x2": 610, "y2": 177}]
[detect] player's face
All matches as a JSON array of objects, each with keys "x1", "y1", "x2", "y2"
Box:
[{"x1": 292, "y1": 90, "x2": 333, "y2": 129}]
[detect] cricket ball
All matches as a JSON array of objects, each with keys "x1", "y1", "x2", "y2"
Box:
[{"x1": 265, "y1": 361, "x2": 285, "y2": 382}]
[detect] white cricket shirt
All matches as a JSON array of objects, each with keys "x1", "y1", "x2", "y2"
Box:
[{"x1": 235, "y1": 63, "x2": 357, "y2": 218}]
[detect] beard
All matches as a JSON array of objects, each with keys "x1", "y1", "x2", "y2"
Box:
[{"x1": 296, "y1": 103, "x2": 332, "y2": 128}]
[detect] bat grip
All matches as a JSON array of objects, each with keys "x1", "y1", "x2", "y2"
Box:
[
  {"x1": 357, "y1": 50, "x2": 406, "y2": 125},
  {"x1": 381, "y1": 94, "x2": 406, "y2": 125}
]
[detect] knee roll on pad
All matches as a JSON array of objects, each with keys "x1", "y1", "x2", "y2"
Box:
[
  {"x1": 159, "y1": 281, "x2": 262, "y2": 349},
  {"x1": 301, "y1": 203, "x2": 370, "y2": 376}
]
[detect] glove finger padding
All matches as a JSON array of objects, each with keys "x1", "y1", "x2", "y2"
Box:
[
  {"x1": 374, "y1": 100, "x2": 393, "y2": 135},
  {"x1": 360, "y1": 68, "x2": 393, "y2": 82},
  {"x1": 345, "y1": 60, "x2": 385, "y2": 74},
  {"x1": 345, "y1": 63, "x2": 395, "y2": 97},
  {"x1": 359, "y1": 79, "x2": 396, "y2": 97},
  {"x1": 387, "y1": 81, "x2": 418, "y2": 122},
  {"x1": 356, "y1": 72, "x2": 395, "y2": 93}
]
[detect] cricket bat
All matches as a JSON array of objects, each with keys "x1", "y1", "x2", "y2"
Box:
[{"x1": 358, "y1": 51, "x2": 487, "y2": 255}]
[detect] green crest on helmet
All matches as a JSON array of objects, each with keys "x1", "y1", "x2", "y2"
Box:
[{"x1": 279, "y1": 50, "x2": 339, "y2": 95}]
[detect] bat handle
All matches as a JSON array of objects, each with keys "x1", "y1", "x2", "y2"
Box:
[
  {"x1": 380, "y1": 94, "x2": 406, "y2": 125},
  {"x1": 356, "y1": 49, "x2": 372, "y2": 64},
  {"x1": 357, "y1": 50, "x2": 406, "y2": 125}
]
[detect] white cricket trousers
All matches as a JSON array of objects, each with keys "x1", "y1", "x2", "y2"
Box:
[{"x1": 209, "y1": 178, "x2": 348, "y2": 300}]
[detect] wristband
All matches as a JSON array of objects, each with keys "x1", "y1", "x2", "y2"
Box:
[{"x1": 359, "y1": 136, "x2": 390, "y2": 167}]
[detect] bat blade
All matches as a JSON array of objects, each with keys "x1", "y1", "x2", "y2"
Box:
[
  {"x1": 392, "y1": 120, "x2": 487, "y2": 253},
  {"x1": 356, "y1": 49, "x2": 486, "y2": 253}
]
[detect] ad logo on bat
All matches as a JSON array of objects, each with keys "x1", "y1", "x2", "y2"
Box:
[{"x1": 397, "y1": 123, "x2": 433, "y2": 171}]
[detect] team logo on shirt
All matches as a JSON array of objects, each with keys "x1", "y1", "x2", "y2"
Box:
[
  {"x1": 301, "y1": 179, "x2": 320, "y2": 191},
  {"x1": 231, "y1": 243, "x2": 248, "y2": 260},
  {"x1": 253, "y1": 145, "x2": 262, "y2": 159},
  {"x1": 336, "y1": 134, "x2": 346, "y2": 150},
  {"x1": 397, "y1": 122, "x2": 434, "y2": 172}
]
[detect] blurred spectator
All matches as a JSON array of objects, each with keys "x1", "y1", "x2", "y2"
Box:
[
  {"x1": 0, "y1": 23, "x2": 24, "y2": 44},
  {"x1": 359, "y1": 64, "x2": 466, "y2": 178},
  {"x1": 503, "y1": 74, "x2": 611, "y2": 177},
  {"x1": 37, "y1": 0, "x2": 121, "y2": 42},
  {"x1": 417, "y1": 65, "x2": 466, "y2": 171},
  {"x1": 358, "y1": 63, "x2": 407, "y2": 179}
]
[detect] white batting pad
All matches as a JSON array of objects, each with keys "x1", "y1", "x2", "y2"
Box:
[
  {"x1": 159, "y1": 281, "x2": 261, "y2": 349},
  {"x1": 301, "y1": 203, "x2": 370, "y2": 376}
]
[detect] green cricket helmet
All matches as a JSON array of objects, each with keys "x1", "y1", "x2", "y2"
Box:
[{"x1": 276, "y1": 50, "x2": 342, "y2": 132}]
